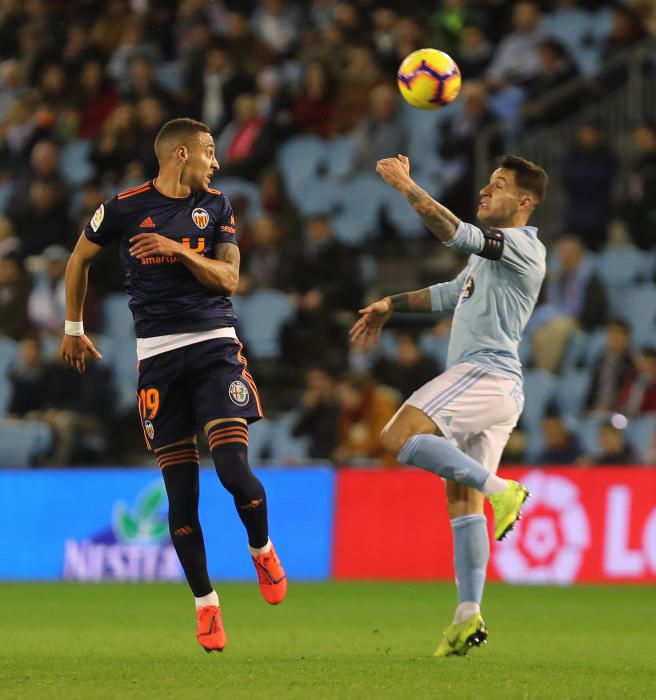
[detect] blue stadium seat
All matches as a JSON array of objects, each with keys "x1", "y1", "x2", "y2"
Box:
[
  {"x1": 554, "y1": 369, "x2": 591, "y2": 421},
  {"x1": 217, "y1": 177, "x2": 262, "y2": 218},
  {"x1": 277, "y1": 136, "x2": 327, "y2": 202},
  {"x1": 0, "y1": 337, "x2": 18, "y2": 416},
  {"x1": 248, "y1": 418, "x2": 273, "y2": 464},
  {"x1": 59, "y1": 139, "x2": 96, "y2": 186},
  {"x1": 596, "y1": 247, "x2": 649, "y2": 313},
  {"x1": 625, "y1": 415, "x2": 656, "y2": 463},
  {"x1": 236, "y1": 289, "x2": 294, "y2": 360},
  {"x1": 109, "y1": 338, "x2": 138, "y2": 412},
  {"x1": 268, "y1": 411, "x2": 310, "y2": 463},
  {"x1": 576, "y1": 415, "x2": 606, "y2": 457},
  {"x1": 384, "y1": 170, "x2": 442, "y2": 238},
  {"x1": 522, "y1": 369, "x2": 557, "y2": 432},
  {"x1": 583, "y1": 329, "x2": 607, "y2": 367},
  {"x1": 0, "y1": 419, "x2": 52, "y2": 467},
  {"x1": 559, "y1": 329, "x2": 589, "y2": 371},
  {"x1": 325, "y1": 135, "x2": 356, "y2": 179},
  {"x1": 418, "y1": 333, "x2": 450, "y2": 369},
  {"x1": 331, "y1": 174, "x2": 388, "y2": 243},
  {"x1": 542, "y1": 7, "x2": 596, "y2": 73},
  {"x1": 0, "y1": 182, "x2": 12, "y2": 215},
  {"x1": 154, "y1": 61, "x2": 183, "y2": 93},
  {"x1": 619, "y1": 285, "x2": 656, "y2": 342},
  {"x1": 294, "y1": 178, "x2": 341, "y2": 217},
  {"x1": 100, "y1": 293, "x2": 135, "y2": 340}
]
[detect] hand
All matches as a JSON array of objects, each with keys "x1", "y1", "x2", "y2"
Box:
[
  {"x1": 375, "y1": 154, "x2": 412, "y2": 193},
  {"x1": 60, "y1": 334, "x2": 102, "y2": 374},
  {"x1": 348, "y1": 297, "x2": 392, "y2": 351},
  {"x1": 129, "y1": 233, "x2": 182, "y2": 259}
]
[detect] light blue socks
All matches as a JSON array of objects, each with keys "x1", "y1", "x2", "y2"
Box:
[
  {"x1": 397, "y1": 433, "x2": 491, "y2": 491},
  {"x1": 451, "y1": 514, "x2": 489, "y2": 612}
]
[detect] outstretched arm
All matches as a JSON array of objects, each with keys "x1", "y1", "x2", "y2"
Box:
[
  {"x1": 61, "y1": 233, "x2": 103, "y2": 373},
  {"x1": 376, "y1": 154, "x2": 459, "y2": 242},
  {"x1": 349, "y1": 287, "x2": 432, "y2": 351}
]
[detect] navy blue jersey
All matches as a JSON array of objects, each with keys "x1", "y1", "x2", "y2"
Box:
[{"x1": 85, "y1": 180, "x2": 238, "y2": 338}]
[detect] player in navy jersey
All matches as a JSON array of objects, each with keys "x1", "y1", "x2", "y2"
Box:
[{"x1": 60, "y1": 118, "x2": 286, "y2": 653}]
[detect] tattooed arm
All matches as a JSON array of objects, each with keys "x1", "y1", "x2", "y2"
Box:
[{"x1": 375, "y1": 154, "x2": 460, "y2": 242}]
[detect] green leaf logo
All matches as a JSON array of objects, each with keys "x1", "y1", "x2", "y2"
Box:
[{"x1": 112, "y1": 481, "x2": 169, "y2": 544}]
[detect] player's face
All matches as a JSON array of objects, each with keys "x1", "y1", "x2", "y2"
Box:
[
  {"x1": 477, "y1": 168, "x2": 529, "y2": 227},
  {"x1": 183, "y1": 132, "x2": 219, "y2": 191}
]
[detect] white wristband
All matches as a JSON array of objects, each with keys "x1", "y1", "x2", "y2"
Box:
[{"x1": 64, "y1": 320, "x2": 84, "y2": 336}]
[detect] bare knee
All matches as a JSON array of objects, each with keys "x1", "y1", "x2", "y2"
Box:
[
  {"x1": 446, "y1": 481, "x2": 485, "y2": 519},
  {"x1": 380, "y1": 405, "x2": 439, "y2": 457}
]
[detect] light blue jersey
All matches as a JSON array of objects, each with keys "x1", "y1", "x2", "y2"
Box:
[{"x1": 429, "y1": 221, "x2": 546, "y2": 385}]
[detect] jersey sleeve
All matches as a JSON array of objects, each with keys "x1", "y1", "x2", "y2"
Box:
[
  {"x1": 214, "y1": 196, "x2": 238, "y2": 246},
  {"x1": 444, "y1": 221, "x2": 538, "y2": 275},
  {"x1": 84, "y1": 196, "x2": 123, "y2": 247},
  {"x1": 429, "y1": 265, "x2": 470, "y2": 312}
]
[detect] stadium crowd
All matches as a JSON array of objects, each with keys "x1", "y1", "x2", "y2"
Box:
[{"x1": 0, "y1": 0, "x2": 655, "y2": 466}]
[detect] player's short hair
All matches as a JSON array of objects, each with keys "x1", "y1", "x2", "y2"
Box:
[
  {"x1": 154, "y1": 118, "x2": 211, "y2": 162},
  {"x1": 497, "y1": 154, "x2": 548, "y2": 205}
]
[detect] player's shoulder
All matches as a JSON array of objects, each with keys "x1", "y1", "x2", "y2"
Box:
[
  {"x1": 116, "y1": 180, "x2": 153, "y2": 202},
  {"x1": 503, "y1": 226, "x2": 545, "y2": 254}
]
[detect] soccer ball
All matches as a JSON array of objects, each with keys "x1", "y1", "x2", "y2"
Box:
[{"x1": 397, "y1": 48, "x2": 461, "y2": 110}]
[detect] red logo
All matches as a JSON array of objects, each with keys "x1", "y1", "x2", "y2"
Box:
[{"x1": 139, "y1": 217, "x2": 156, "y2": 228}]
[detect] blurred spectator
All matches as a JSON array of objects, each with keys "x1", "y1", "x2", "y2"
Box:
[
  {"x1": 240, "y1": 216, "x2": 292, "y2": 293},
  {"x1": 618, "y1": 347, "x2": 656, "y2": 416},
  {"x1": 586, "y1": 319, "x2": 634, "y2": 414},
  {"x1": 439, "y1": 81, "x2": 502, "y2": 221},
  {"x1": 486, "y1": 1, "x2": 543, "y2": 89},
  {"x1": 622, "y1": 121, "x2": 656, "y2": 250},
  {"x1": 90, "y1": 102, "x2": 139, "y2": 183},
  {"x1": 333, "y1": 370, "x2": 399, "y2": 464},
  {"x1": 36, "y1": 63, "x2": 76, "y2": 139},
  {"x1": 224, "y1": 10, "x2": 275, "y2": 76},
  {"x1": 258, "y1": 167, "x2": 300, "y2": 237},
  {"x1": 74, "y1": 58, "x2": 118, "y2": 138},
  {"x1": 254, "y1": 66, "x2": 293, "y2": 139},
  {"x1": 538, "y1": 412, "x2": 584, "y2": 464},
  {"x1": 0, "y1": 93, "x2": 49, "y2": 177},
  {"x1": 132, "y1": 97, "x2": 168, "y2": 176},
  {"x1": 430, "y1": 0, "x2": 467, "y2": 58},
  {"x1": 531, "y1": 236, "x2": 608, "y2": 372},
  {"x1": 371, "y1": 7, "x2": 399, "y2": 72},
  {"x1": 0, "y1": 60, "x2": 25, "y2": 123},
  {"x1": 6, "y1": 336, "x2": 48, "y2": 418},
  {"x1": 372, "y1": 332, "x2": 440, "y2": 398},
  {"x1": 457, "y1": 24, "x2": 494, "y2": 80},
  {"x1": 349, "y1": 83, "x2": 407, "y2": 175},
  {"x1": 252, "y1": 0, "x2": 302, "y2": 57},
  {"x1": 11, "y1": 140, "x2": 66, "y2": 202},
  {"x1": 7, "y1": 180, "x2": 69, "y2": 257},
  {"x1": 561, "y1": 121, "x2": 618, "y2": 250},
  {"x1": 107, "y1": 18, "x2": 163, "y2": 93},
  {"x1": 26, "y1": 244, "x2": 68, "y2": 339},
  {"x1": 216, "y1": 93, "x2": 276, "y2": 181},
  {"x1": 292, "y1": 368, "x2": 339, "y2": 460},
  {"x1": 0, "y1": 252, "x2": 31, "y2": 339},
  {"x1": 602, "y1": 5, "x2": 646, "y2": 60},
  {"x1": 585, "y1": 423, "x2": 637, "y2": 465},
  {"x1": 90, "y1": 0, "x2": 135, "y2": 57},
  {"x1": 291, "y1": 61, "x2": 334, "y2": 137},
  {"x1": 17, "y1": 22, "x2": 54, "y2": 86},
  {"x1": 122, "y1": 56, "x2": 170, "y2": 107}
]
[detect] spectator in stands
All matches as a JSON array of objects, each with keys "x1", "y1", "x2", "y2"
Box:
[
  {"x1": 602, "y1": 4, "x2": 646, "y2": 61},
  {"x1": 372, "y1": 332, "x2": 440, "y2": 399},
  {"x1": 429, "y1": 0, "x2": 467, "y2": 58},
  {"x1": 224, "y1": 10, "x2": 275, "y2": 76},
  {"x1": 618, "y1": 347, "x2": 656, "y2": 416},
  {"x1": 586, "y1": 319, "x2": 635, "y2": 414},
  {"x1": 254, "y1": 65, "x2": 293, "y2": 140},
  {"x1": 258, "y1": 166, "x2": 300, "y2": 238},
  {"x1": 349, "y1": 83, "x2": 407, "y2": 175},
  {"x1": 561, "y1": 120, "x2": 618, "y2": 250},
  {"x1": 0, "y1": 251, "x2": 31, "y2": 340},
  {"x1": 215, "y1": 93, "x2": 276, "y2": 181},
  {"x1": 107, "y1": 17, "x2": 162, "y2": 93},
  {"x1": 486, "y1": 1, "x2": 543, "y2": 89},
  {"x1": 122, "y1": 56, "x2": 170, "y2": 107},
  {"x1": 36, "y1": 64, "x2": 75, "y2": 139},
  {"x1": 26, "y1": 244, "x2": 68, "y2": 339},
  {"x1": 371, "y1": 7, "x2": 399, "y2": 72},
  {"x1": 0, "y1": 60, "x2": 25, "y2": 123},
  {"x1": 439, "y1": 80, "x2": 502, "y2": 221},
  {"x1": 538, "y1": 411, "x2": 584, "y2": 464},
  {"x1": 531, "y1": 236, "x2": 608, "y2": 372},
  {"x1": 457, "y1": 24, "x2": 494, "y2": 80},
  {"x1": 0, "y1": 93, "x2": 49, "y2": 178},
  {"x1": 74, "y1": 58, "x2": 118, "y2": 138},
  {"x1": 11, "y1": 140, "x2": 67, "y2": 203},
  {"x1": 292, "y1": 368, "x2": 339, "y2": 460},
  {"x1": 90, "y1": 102, "x2": 139, "y2": 184},
  {"x1": 585, "y1": 423, "x2": 637, "y2": 465},
  {"x1": 622, "y1": 120, "x2": 656, "y2": 250},
  {"x1": 6, "y1": 336, "x2": 48, "y2": 418},
  {"x1": 333, "y1": 370, "x2": 399, "y2": 464},
  {"x1": 251, "y1": 0, "x2": 302, "y2": 57},
  {"x1": 132, "y1": 96, "x2": 168, "y2": 177},
  {"x1": 291, "y1": 61, "x2": 334, "y2": 138},
  {"x1": 89, "y1": 0, "x2": 135, "y2": 57},
  {"x1": 240, "y1": 215, "x2": 291, "y2": 293}
]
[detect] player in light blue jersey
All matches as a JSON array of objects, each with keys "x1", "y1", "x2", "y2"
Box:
[{"x1": 349, "y1": 154, "x2": 548, "y2": 657}]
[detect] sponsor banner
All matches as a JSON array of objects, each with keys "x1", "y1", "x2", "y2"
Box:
[
  {"x1": 333, "y1": 468, "x2": 656, "y2": 583},
  {"x1": 0, "y1": 468, "x2": 335, "y2": 581}
]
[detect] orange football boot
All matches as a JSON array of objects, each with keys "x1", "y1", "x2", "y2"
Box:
[
  {"x1": 252, "y1": 543, "x2": 287, "y2": 605},
  {"x1": 196, "y1": 605, "x2": 227, "y2": 653}
]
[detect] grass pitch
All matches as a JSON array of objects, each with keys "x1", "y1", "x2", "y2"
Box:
[{"x1": 1, "y1": 582, "x2": 653, "y2": 699}]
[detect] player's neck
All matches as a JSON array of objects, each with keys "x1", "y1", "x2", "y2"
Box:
[
  {"x1": 154, "y1": 171, "x2": 192, "y2": 198},
  {"x1": 495, "y1": 215, "x2": 530, "y2": 229}
]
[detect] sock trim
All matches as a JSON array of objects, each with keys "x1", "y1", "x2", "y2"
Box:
[{"x1": 451, "y1": 514, "x2": 487, "y2": 529}]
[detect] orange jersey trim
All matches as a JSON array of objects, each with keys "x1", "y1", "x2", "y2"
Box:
[
  {"x1": 118, "y1": 181, "x2": 151, "y2": 199},
  {"x1": 234, "y1": 340, "x2": 263, "y2": 417},
  {"x1": 207, "y1": 187, "x2": 222, "y2": 195}
]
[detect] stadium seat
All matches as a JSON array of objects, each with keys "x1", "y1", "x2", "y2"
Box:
[
  {"x1": 236, "y1": 289, "x2": 294, "y2": 360},
  {"x1": 0, "y1": 337, "x2": 18, "y2": 415},
  {"x1": 619, "y1": 285, "x2": 656, "y2": 342},
  {"x1": 554, "y1": 369, "x2": 591, "y2": 421},
  {"x1": 109, "y1": 338, "x2": 138, "y2": 412},
  {"x1": 294, "y1": 177, "x2": 341, "y2": 217},
  {"x1": 331, "y1": 174, "x2": 388, "y2": 243},
  {"x1": 576, "y1": 415, "x2": 606, "y2": 458},
  {"x1": 154, "y1": 61, "x2": 183, "y2": 93},
  {"x1": 217, "y1": 177, "x2": 262, "y2": 218},
  {"x1": 522, "y1": 369, "x2": 557, "y2": 432},
  {"x1": 100, "y1": 293, "x2": 135, "y2": 340},
  {"x1": 0, "y1": 182, "x2": 12, "y2": 215},
  {"x1": 325, "y1": 135, "x2": 356, "y2": 179},
  {"x1": 248, "y1": 417, "x2": 272, "y2": 464},
  {"x1": 268, "y1": 411, "x2": 310, "y2": 463},
  {"x1": 0, "y1": 419, "x2": 52, "y2": 467},
  {"x1": 625, "y1": 415, "x2": 656, "y2": 463},
  {"x1": 596, "y1": 247, "x2": 649, "y2": 313},
  {"x1": 277, "y1": 136, "x2": 327, "y2": 202},
  {"x1": 59, "y1": 139, "x2": 96, "y2": 186},
  {"x1": 583, "y1": 329, "x2": 607, "y2": 367},
  {"x1": 419, "y1": 332, "x2": 450, "y2": 369},
  {"x1": 384, "y1": 170, "x2": 442, "y2": 238}
]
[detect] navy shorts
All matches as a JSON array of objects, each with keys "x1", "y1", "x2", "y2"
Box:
[{"x1": 136, "y1": 338, "x2": 263, "y2": 450}]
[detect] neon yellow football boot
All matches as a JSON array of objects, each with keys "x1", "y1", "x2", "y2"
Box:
[
  {"x1": 434, "y1": 613, "x2": 488, "y2": 657},
  {"x1": 488, "y1": 480, "x2": 530, "y2": 541}
]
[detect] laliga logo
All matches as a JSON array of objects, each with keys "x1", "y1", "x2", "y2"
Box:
[{"x1": 493, "y1": 472, "x2": 590, "y2": 583}]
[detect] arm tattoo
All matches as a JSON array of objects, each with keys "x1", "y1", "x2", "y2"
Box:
[
  {"x1": 389, "y1": 288, "x2": 432, "y2": 313},
  {"x1": 405, "y1": 182, "x2": 460, "y2": 242}
]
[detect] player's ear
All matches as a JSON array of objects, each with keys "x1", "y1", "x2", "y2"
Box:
[{"x1": 177, "y1": 145, "x2": 188, "y2": 163}]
